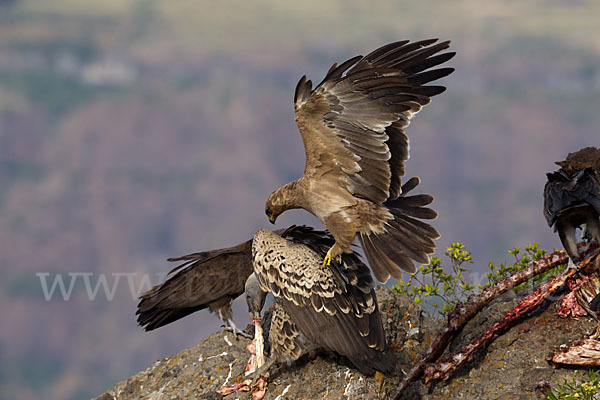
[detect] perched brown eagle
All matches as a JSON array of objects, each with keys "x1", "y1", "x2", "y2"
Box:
[
  {"x1": 247, "y1": 228, "x2": 394, "y2": 377},
  {"x1": 136, "y1": 225, "x2": 337, "y2": 337},
  {"x1": 265, "y1": 39, "x2": 455, "y2": 282},
  {"x1": 544, "y1": 147, "x2": 600, "y2": 261}
]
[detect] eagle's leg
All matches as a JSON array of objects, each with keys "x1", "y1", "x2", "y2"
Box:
[
  {"x1": 322, "y1": 211, "x2": 357, "y2": 267},
  {"x1": 322, "y1": 251, "x2": 332, "y2": 268},
  {"x1": 585, "y1": 216, "x2": 600, "y2": 247},
  {"x1": 557, "y1": 220, "x2": 580, "y2": 262},
  {"x1": 222, "y1": 318, "x2": 252, "y2": 340},
  {"x1": 217, "y1": 308, "x2": 252, "y2": 339},
  {"x1": 322, "y1": 246, "x2": 342, "y2": 268}
]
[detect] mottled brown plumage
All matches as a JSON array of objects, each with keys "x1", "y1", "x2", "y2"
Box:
[
  {"x1": 544, "y1": 147, "x2": 600, "y2": 261},
  {"x1": 250, "y1": 228, "x2": 394, "y2": 375},
  {"x1": 265, "y1": 302, "x2": 306, "y2": 363},
  {"x1": 136, "y1": 225, "x2": 339, "y2": 334},
  {"x1": 265, "y1": 39, "x2": 455, "y2": 282}
]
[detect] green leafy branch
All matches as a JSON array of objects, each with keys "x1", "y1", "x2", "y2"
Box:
[
  {"x1": 392, "y1": 241, "x2": 565, "y2": 317},
  {"x1": 485, "y1": 242, "x2": 562, "y2": 293},
  {"x1": 392, "y1": 242, "x2": 474, "y2": 316}
]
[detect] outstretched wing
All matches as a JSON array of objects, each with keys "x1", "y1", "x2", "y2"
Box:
[
  {"x1": 295, "y1": 39, "x2": 455, "y2": 203},
  {"x1": 252, "y1": 229, "x2": 394, "y2": 375},
  {"x1": 135, "y1": 226, "x2": 339, "y2": 331},
  {"x1": 136, "y1": 240, "x2": 254, "y2": 331}
]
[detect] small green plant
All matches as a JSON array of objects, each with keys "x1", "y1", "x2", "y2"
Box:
[
  {"x1": 392, "y1": 242, "x2": 565, "y2": 317},
  {"x1": 392, "y1": 242, "x2": 474, "y2": 316},
  {"x1": 545, "y1": 370, "x2": 600, "y2": 400},
  {"x1": 485, "y1": 242, "x2": 562, "y2": 294}
]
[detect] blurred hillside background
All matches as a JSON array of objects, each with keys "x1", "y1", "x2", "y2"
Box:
[{"x1": 1, "y1": 0, "x2": 599, "y2": 399}]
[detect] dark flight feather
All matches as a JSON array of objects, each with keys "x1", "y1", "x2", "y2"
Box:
[{"x1": 360, "y1": 177, "x2": 439, "y2": 280}]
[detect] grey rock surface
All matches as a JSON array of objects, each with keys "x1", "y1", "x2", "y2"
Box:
[{"x1": 94, "y1": 287, "x2": 597, "y2": 399}]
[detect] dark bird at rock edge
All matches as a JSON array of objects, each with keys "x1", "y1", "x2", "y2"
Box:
[
  {"x1": 544, "y1": 146, "x2": 600, "y2": 262},
  {"x1": 265, "y1": 39, "x2": 455, "y2": 283}
]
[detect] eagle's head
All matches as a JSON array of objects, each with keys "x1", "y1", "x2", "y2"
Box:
[
  {"x1": 265, "y1": 183, "x2": 297, "y2": 224},
  {"x1": 264, "y1": 199, "x2": 279, "y2": 224}
]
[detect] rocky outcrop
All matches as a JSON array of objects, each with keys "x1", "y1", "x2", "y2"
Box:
[{"x1": 95, "y1": 287, "x2": 596, "y2": 399}]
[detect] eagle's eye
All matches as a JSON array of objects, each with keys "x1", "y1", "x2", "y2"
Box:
[{"x1": 266, "y1": 208, "x2": 276, "y2": 224}]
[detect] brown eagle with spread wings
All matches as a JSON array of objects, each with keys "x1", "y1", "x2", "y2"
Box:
[{"x1": 265, "y1": 39, "x2": 455, "y2": 282}]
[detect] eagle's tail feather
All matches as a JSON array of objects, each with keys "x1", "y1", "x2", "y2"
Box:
[
  {"x1": 359, "y1": 177, "x2": 439, "y2": 283},
  {"x1": 359, "y1": 233, "x2": 409, "y2": 283}
]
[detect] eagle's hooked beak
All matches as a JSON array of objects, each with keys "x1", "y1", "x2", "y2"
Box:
[{"x1": 268, "y1": 215, "x2": 276, "y2": 224}]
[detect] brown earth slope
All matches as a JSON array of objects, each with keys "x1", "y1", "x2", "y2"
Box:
[{"x1": 95, "y1": 287, "x2": 597, "y2": 400}]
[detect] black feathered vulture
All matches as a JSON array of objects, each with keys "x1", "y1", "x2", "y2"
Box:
[{"x1": 544, "y1": 147, "x2": 600, "y2": 261}]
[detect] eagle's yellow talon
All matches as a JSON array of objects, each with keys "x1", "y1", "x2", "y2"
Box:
[
  {"x1": 322, "y1": 252, "x2": 332, "y2": 268},
  {"x1": 322, "y1": 252, "x2": 341, "y2": 268}
]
